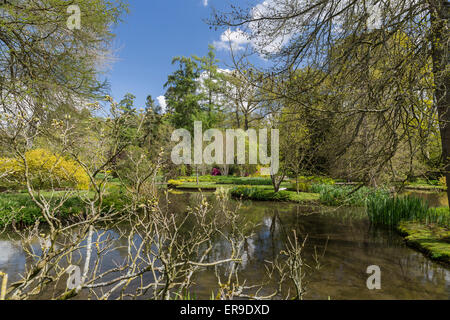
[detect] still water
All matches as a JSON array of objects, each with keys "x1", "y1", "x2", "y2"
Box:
[{"x1": 0, "y1": 192, "x2": 448, "y2": 300}]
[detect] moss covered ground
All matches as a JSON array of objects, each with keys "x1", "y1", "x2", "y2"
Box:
[{"x1": 398, "y1": 221, "x2": 450, "y2": 266}]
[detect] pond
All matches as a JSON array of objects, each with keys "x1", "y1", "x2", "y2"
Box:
[
  {"x1": 404, "y1": 190, "x2": 448, "y2": 208},
  {"x1": 0, "y1": 191, "x2": 448, "y2": 300}
]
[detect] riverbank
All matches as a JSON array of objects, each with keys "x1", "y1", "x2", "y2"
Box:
[
  {"x1": 229, "y1": 186, "x2": 320, "y2": 204},
  {"x1": 4, "y1": 176, "x2": 449, "y2": 261},
  {"x1": 404, "y1": 185, "x2": 447, "y2": 192},
  {"x1": 0, "y1": 187, "x2": 126, "y2": 227},
  {"x1": 1, "y1": 191, "x2": 448, "y2": 300},
  {"x1": 398, "y1": 221, "x2": 450, "y2": 267}
]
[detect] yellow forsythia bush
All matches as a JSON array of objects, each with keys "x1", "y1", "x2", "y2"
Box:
[
  {"x1": 0, "y1": 149, "x2": 89, "y2": 190},
  {"x1": 167, "y1": 179, "x2": 182, "y2": 188}
]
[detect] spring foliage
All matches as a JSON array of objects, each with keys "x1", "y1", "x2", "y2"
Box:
[{"x1": 0, "y1": 149, "x2": 89, "y2": 190}]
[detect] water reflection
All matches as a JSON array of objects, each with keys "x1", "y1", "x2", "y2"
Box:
[
  {"x1": 0, "y1": 192, "x2": 448, "y2": 300},
  {"x1": 404, "y1": 191, "x2": 448, "y2": 207}
]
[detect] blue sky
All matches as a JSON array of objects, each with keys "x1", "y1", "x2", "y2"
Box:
[{"x1": 106, "y1": 0, "x2": 235, "y2": 110}]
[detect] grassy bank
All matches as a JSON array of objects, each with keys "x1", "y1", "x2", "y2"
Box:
[
  {"x1": 171, "y1": 176, "x2": 275, "y2": 185},
  {"x1": 0, "y1": 187, "x2": 127, "y2": 227},
  {"x1": 367, "y1": 195, "x2": 449, "y2": 265},
  {"x1": 398, "y1": 221, "x2": 449, "y2": 266},
  {"x1": 367, "y1": 196, "x2": 450, "y2": 227},
  {"x1": 229, "y1": 186, "x2": 320, "y2": 204},
  {"x1": 404, "y1": 178, "x2": 447, "y2": 192},
  {"x1": 0, "y1": 192, "x2": 86, "y2": 226},
  {"x1": 168, "y1": 176, "x2": 290, "y2": 191},
  {"x1": 311, "y1": 184, "x2": 390, "y2": 206}
]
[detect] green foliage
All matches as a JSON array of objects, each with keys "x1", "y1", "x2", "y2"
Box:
[
  {"x1": 0, "y1": 149, "x2": 90, "y2": 190},
  {"x1": 0, "y1": 193, "x2": 84, "y2": 227},
  {"x1": 167, "y1": 179, "x2": 183, "y2": 188},
  {"x1": 192, "y1": 45, "x2": 225, "y2": 128},
  {"x1": 311, "y1": 184, "x2": 389, "y2": 206},
  {"x1": 0, "y1": 187, "x2": 128, "y2": 227},
  {"x1": 409, "y1": 178, "x2": 440, "y2": 186},
  {"x1": 289, "y1": 176, "x2": 336, "y2": 192},
  {"x1": 229, "y1": 186, "x2": 319, "y2": 203},
  {"x1": 398, "y1": 221, "x2": 449, "y2": 264},
  {"x1": 230, "y1": 187, "x2": 289, "y2": 201},
  {"x1": 174, "y1": 176, "x2": 274, "y2": 186},
  {"x1": 217, "y1": 177, "x2": 273, "y2": 186},
  {"x1": 427, "y1": 207, "x2": 450, "y2": 226},
  {"x1": 0, "y1": 0, "x2": 128, "y2": 133},
  {"x1": 164, "y1": 46, "x2": 226, "y2": 131},
  {"x1": 367, "y1": 196, "x2": 449, "y2": 227},
  {"x1": 176, "y1": 176, "x2": 216, "y2": 183},
  {"x1": 164, "y1": 56, "x2": 203, "y2": 130}
]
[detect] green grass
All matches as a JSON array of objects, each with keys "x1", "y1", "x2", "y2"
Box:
[
  {"x1": 398, "y1": 221, "x2": 450, "y2": 265},
  {"x1": 311, "y1": 184, "x2": 390, "y2": 207},
  {"x1": 288, "y1": 176, "x2": 336, "y2": 192},
  {"x1": 287, "y1": 192, "x2": 321, "y2": 203},
  {"x1": 404, "y1": 178, "x2": 447, "y2": 191},
  {"x1": 0, "y1": 192, "x2": 85, "y2": 226},
  {"x1": 367, "y1": 196, "x2": 450, "y2": 227},
  {"x1": 171, "y1": 176, "x2": 290, "y2": 190},
  {"x1": 366, "y1": 195, "x2": 449, "y2": 263},
  {"x1": 215, "y1": 177, "x2": 274, "y2": 186},
  {"x1": 404, "y1": 183, "x2": 447, "y2": 191},
  {"x1": 229, "y1": 186, "x2": 319, "y2": 204},
  {"x1": 0, "y1": 187, "x2": 127, "y2": 227},
  {"x1": 174, "y1": 176, "x2": 278, "y2": 186},
  {"x1": 173, "y1": 183, "x2": 233, "y2": 190},
  {"x1": 228, "y1": 182, "x2": 387, "y2": 206}
]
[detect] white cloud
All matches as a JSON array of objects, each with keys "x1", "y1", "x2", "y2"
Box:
[
  {"x1": 212, "y1": 0, "x2": 395, "y2": 57},
  {"x1": 202, "y1": 0, "x2": 208, "y2": 6},
  {"x1": 213, "y1": 28, "x2": 252, "y2": 52},
  {"x1": 157, "y1": 95, "x2": 167, "y2": 113},
  {"x1": 212, "y1": 1, "x2": 293, "y2": 56}
]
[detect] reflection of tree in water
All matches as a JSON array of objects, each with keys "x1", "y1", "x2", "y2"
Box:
[
  {"x1": 0, "y1": 240, "x2": 24, "y2": 278},
  {"x1": 2, "y1": 191, "x2": 449, "y2": 299}
]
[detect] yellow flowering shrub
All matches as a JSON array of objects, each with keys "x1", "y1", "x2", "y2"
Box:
[
  {"x1": 167, "y1": 179, "x2": 182, "y2": 188},
  {"x1": 0, "y1": 149, "x2": 89, "y2": 190}
]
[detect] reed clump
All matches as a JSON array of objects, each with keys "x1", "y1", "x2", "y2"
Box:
[{"x1": 367, "y1": 195, "x2": 449, "y2": 227}]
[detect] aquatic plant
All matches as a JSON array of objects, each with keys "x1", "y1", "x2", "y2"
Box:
[
  {"x1": 367, "y1": 195, "x2": 450, "y2": 227},
  {"x1": 311, "y1": 184, "x2": 389, "y2": 207}
]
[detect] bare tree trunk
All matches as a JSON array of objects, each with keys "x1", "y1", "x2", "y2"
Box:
[
  {"x1": 430, "y1": 0, "x2": 450, "y2": 206},
  {"x1": 221, "y1": 164, "x2": 229, "y2": 176},
  {"x1": 235, "y1": 109, "x2": 241, "y2": 128},
  {"x1": 196, "y1": 166, "x2": 199, "y2": 185},
  {"x1": 271, "y1": 173, "x2": 285, "y2": 192}
]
